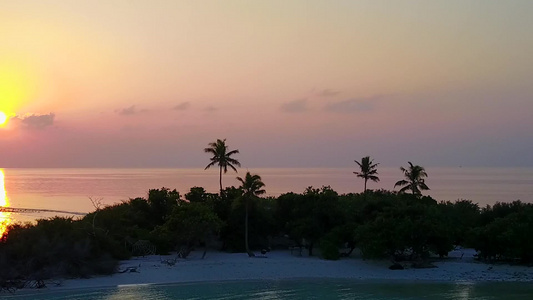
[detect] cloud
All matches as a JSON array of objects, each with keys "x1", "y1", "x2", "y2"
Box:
[
  {"x1": 15, "y1": 113, "x2": 55, "y2": 129},
  {"x1": 116, "y1": 105, "x2": 149, "y2": 116},
  {"x1": 325, "y1": 96, "x2": 382, "y2": 113},
  {"x1": 116, "y1": 105, "x2": 137, "y2": 115},
  {"x1": 280, "y1": 99, "x2": 308, "y2": 113},
  {"x1": 204, "y1": 106, "x2": 218, "y2": 112},
  {"x1": 174, "y1": 102, "x2": 191, "y2": 110},
  {"x1": 317, "y1": 89, "x2": 340, "y2": 97}
]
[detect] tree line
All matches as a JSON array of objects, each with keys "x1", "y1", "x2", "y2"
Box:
[{"x1": 1, "y1": 139, "x2": 531, "y2": 291}]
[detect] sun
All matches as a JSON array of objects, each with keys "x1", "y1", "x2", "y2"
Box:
[{"x1": 0, "y1": 112, "x2": 7, "y2": 126}]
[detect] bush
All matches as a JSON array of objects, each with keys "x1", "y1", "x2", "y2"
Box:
[
  {"x1": 355, "y1": 196, "x2": 453, "y2": 260},
  {"x1": 0, "y1": 217, "x2": 121, "y2": 284},
  {"x1": 470, "y1": 208, "x2": 533, "y2": 263}
]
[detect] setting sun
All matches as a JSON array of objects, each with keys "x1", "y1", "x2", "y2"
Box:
[{"x1": 0, "y1": 112, "x2": 7, "y2": 126}]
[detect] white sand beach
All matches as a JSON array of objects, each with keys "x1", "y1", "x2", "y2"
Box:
[{"x1": 51, "y1": 249, "x2": 532, "y2": 291}]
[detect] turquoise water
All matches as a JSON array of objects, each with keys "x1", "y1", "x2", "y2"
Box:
[{"x1": 4, "y1": 279, "x2": 533, "y2": 300}]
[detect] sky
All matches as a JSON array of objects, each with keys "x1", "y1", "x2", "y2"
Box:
[{"x1": 1, "y1": 0, "x2": 532, "y2": 168}]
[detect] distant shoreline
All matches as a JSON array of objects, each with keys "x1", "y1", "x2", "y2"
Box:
[{"x1": 3, "y1": 167, "x2": 533, "y2": 225}]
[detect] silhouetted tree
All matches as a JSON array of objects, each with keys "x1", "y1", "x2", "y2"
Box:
[
  {"x1": 276, "y1": 186, "x2": 341, "y2": 256},
  {"x1": 185, "y1": 186, "x2": 218, "y2": 204},
  {"x1": 394, "y1": 162, "x2": 430, "y2": 196},
  {"x1": 204, "y1": 139, "x2": 241, "y2": 193},
  {"x1": 355, "y1": 197, "x2": 452, "y2": 260},
  {"x1": 154, "y1": 202, "x2": 222, "y2": 259},
  {"x1": 147, "y1": 188, "x2": 181, "y2": 225},
  {"x1": 353, "y1": 156, "x2": 380, "y2": 193},
  {"x1": 236, "y1": 172, "x2": 265, "y2": 257}
]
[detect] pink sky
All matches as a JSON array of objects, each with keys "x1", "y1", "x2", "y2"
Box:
[{"x1": 1, "y1": 1, "x2": 532, "y2": 168}]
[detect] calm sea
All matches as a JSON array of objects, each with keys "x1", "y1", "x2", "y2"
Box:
[
  {"x1": 5, "y1": 279, "x2": 533, "y2": 299},
  {"x1": 1, "y1": 167, "x2": 532, "y2": 226}
]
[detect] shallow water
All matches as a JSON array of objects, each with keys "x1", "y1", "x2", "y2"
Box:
[{"x1": 4, "y1": 279, "x2": 533, "y2": 300}]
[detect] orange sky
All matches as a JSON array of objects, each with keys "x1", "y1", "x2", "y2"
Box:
[{"x1": 1, "y1": 1, "x2": 532, "y2": 168}]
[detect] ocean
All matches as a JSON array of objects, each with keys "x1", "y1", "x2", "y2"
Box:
[
  {"x1": 5, "y1": 279, "x2": 533, "y2": 299},
  {"x1": 1, "y1": 167, "x2": 532, "y2": 227}
]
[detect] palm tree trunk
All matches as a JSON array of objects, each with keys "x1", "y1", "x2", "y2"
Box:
[
  {"x1": 363, "y1": 178, "x2": 367, "y2": 201},
  {"x1": 219, "y1": 166, "x2": 223, "y2": 194}
]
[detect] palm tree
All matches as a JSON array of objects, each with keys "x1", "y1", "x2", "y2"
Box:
[
  {"x1": 236, "y1": 172, "x2": 265, "y2": 257},
  {"x1": 394, "y1": 162, "x2": 430, "y2": 196},
  {"x1": 204, "y1": 139, "x2": 241, "y2": 193},
  {"x1": 353, "y1": 156, "x2": 380, "y2": 193}
]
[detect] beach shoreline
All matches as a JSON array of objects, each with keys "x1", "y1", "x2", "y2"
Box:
[{"x1": 42, "y1": 249, "x2": 532, "y2": 292}]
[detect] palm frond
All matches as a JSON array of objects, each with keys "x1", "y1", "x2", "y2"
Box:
[
  {"x1": 368, "y1": 175, "x2": 380, "y2": 182},
  {"x1": 205, "y1": 138, "x2": 240, "y2": 192},
  {"x1": 354, "y1": 160, "x2": 363, "y2": 168},
  {"x1": 226, "y1": 157, "x2": 241, "y2": 167},
  {"x1": 227, "y1": 163, "x2": 238, "y2": 172},
  {"x1": 398, "y1": 185, "x2": 410, "y2": 193},
  {"x1": 204, "y1": 161, "x2": 217, "y2": 170},
  {"x1": 237, "y1": 172, "x2": 266, "y2": 197},
  {"x1": 226, "y1": 149, "x2": 240, "y2": 156},
  {"x1": 394, "y1": 180, "x2": 409, "y2": 188},
  {"x1": 419, "y1": 181, "x2": 430, "y2": 190},
  {"x1": 204, "y1": 148, "x2": 217, "y2": 154},
  {"x1": 397, "y1": 162, "x2": 430, "y2": 195}
]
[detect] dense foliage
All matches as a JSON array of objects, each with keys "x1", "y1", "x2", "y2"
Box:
[
  {"x1": 0, "y1": 217, "x2": 121, "y2": 291},
  {"x1": 1, "y1": 185, "x2": 532, "y2": 291}
]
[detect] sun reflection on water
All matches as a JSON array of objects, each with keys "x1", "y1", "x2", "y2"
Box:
[{"x1": 0, "y1": 169, "x2": 11, "y2": 237}]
